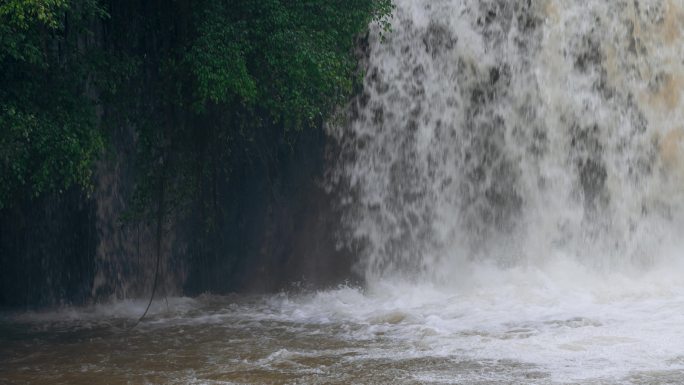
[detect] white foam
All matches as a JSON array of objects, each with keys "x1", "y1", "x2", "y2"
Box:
[{"x1": 269, "y1": 261, "x2": 684, "y2": 382}]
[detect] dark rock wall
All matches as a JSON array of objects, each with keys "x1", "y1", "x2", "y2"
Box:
[
  {"x1": 182, "y1": 125, "x2": 355, "y2": 295},
  {"x1": 0, "y1": 189, "x2": 97, "y2": 307},
  {"x1": 0, "y1": 122, "x2": 350, "y2": 307}
]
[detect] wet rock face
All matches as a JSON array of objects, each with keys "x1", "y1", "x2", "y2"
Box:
[
  {"x1": 423, "y1": 22, "x2": 456, "y2": 58},
  {"x1": 460, "y1": 64, "x2": 522, "y2": 242},
  {"x1": 574, "y1": 35, "x2": 603, "y2": 73},
  {"x1": 578, "y1": 158, "x2": 608, "y2": 210},
  {"x1": 0, "y1": 189, "x2": 97, "y2": 307},
  {"x1": 569, "y1": 123, "x2": 609, "y2": 212}
]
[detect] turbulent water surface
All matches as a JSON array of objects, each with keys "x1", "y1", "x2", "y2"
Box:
[
  {"x1": 4, "y1": 0, "x2": 684, "y2": 383},
  {"x1": 3, "y1": 283, "x2": 684, "y2": 384}
]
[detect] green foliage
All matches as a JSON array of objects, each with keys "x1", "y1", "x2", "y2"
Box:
[
  {"x1": 0, "y1": 91, "x2": 102, "y2": 204},
  {"x1": 0, "y1": 0, "x2": 67, "y2": 29},
  {"x1": 188, "y1": 0, "x2": 393, "y2": 130},
  {"x1": 191, "y1": 20, "x2": 257, "y2": 105},
  {"x1": 125, "y1": 0, "x2": 393, "y2": 222},
  {"x1": 0, "y1": 0, "x2": 106, "y2": 209},
  {"x1": 0, "y1": 0, "x2": 394, "y2": 215}
]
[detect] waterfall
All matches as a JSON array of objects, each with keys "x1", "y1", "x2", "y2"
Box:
[{"x1": 329, "y1": 0, "x2": 684, "y2": 283}]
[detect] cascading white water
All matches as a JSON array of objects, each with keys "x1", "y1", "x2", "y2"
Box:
[{"x1": 330, "y1": 0, "x2": 684, "y2": 283}]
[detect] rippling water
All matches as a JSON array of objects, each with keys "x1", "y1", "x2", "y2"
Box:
[{"x1": 4, "y1": 261, "x2": 684, "y2": 385}]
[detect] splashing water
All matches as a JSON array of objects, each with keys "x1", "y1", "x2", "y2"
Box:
[{"x1": 4, "y1": 1, "x2": 684, "y2": 384}]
